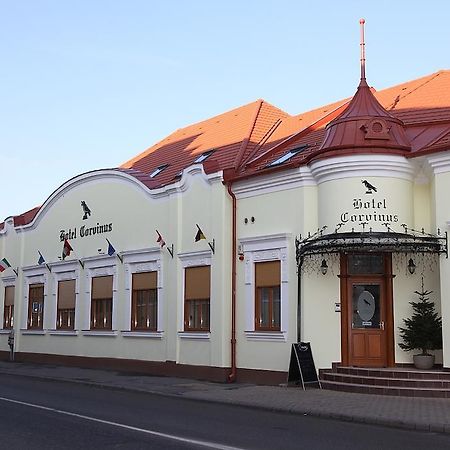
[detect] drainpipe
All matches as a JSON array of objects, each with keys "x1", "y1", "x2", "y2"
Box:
[
  {"x1": 227, "y1": 182, "x2": 237, "y2": 382},
  {"x1": 297, "y1": 258, "x2": 302, "y2": 343}
]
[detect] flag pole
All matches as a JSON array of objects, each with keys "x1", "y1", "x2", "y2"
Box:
[{"x1": 208, "y1": 238, "x2": 215, "y2": 254}]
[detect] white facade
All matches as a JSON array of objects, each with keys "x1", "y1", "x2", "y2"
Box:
[{"x1": 1, "y1": 148, "x2": 449, "y2": 383}]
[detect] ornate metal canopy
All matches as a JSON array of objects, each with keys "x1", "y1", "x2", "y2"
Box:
[{"x1": 295, "y1": 226, "x2": 448, "y2": 267}]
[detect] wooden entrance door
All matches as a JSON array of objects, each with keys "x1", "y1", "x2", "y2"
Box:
[
  {"x1": 348, "y1": 277, "x2": 387, "y2": 367},
  {"x1": 340, "y1": 254, "x2": 394, "y2": 368}
]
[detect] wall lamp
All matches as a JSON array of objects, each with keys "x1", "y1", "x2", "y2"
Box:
[
  {"x1": 407, "y1": 258, "x2": 416, "y2": 275},
  {"x1": 320, "y1": 259, "x2": 328, "y2": 275}
]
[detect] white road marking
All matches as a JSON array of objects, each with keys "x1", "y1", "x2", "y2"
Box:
[{"x1": 0, "y1": 395, "x2": 244, "y2": 450}]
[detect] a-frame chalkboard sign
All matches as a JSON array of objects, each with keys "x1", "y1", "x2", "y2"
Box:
[{"x1": 287, "y1": 342, "x2": 321, "y2": 389}]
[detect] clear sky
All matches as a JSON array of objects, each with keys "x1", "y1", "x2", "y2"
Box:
[{"x1": 1, "y1": 0, "x2": 449, "y2": 221}]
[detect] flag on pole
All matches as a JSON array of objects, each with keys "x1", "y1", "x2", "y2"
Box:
[
  {"x1": 195, "y1": 224, "x2": 206, "y2": 242},
  {"x1": 106, "y1": 238, "x2": 116, "y2": 256},
  {"x1": 156, "y1": 230, "x2": 166, "y2": 248},
  {"x1": 0, "y1": 258, "x2": 11, "y2": 272},
  {"x1": 62, "y1": 239, "x2": 73, "y2": 260},
  {"x1": 37, "y1": 251, "x2": 45, "y2": 265}
]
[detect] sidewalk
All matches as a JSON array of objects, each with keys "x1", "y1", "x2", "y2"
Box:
[{"x1": 1, "y1": 360, "x2": 450, "y2": 434}]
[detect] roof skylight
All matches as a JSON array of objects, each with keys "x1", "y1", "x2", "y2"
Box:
[
  {"x1": 194, "y1": 149, "x2": 214, "y2": 163},
  {"x1": 150, "y1": 164, "x2": 169, "y2": 178},
  {"x1": 267, "y1": 145, "x2": 309, "y2": 167}
]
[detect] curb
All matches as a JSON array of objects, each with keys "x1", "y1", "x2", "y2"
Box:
[{"x1": 0, "y1": 369, "x2": 447, "y2": 435}]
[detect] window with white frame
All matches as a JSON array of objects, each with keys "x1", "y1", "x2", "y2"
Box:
[
  {"x1": 255, "y1": 261, "x2": 281, "y2": 331},
  {"x1": 184, "y1": 265, "x2": 210, "y2": 331},
  {"x1": 122, "y1": 249, "x2": 163, "y2": 335},
  {"x1": 28, "y1": 283, "x2": 44, "y2": 329},
  {"x1": 240, "y1": 234, "x2": 290, "y2": 341},
  {"x1": 82, "y1": 256, "x2": 117, "y2": 333},
  {"x1": 131, "y1": 272, "x2": 157, "y2": 331},
  {"x1": 3, "y1": 286, "x2": 15, "y2": 329},
  {"x1": 22, "y1": 267, "x2": 48, "y2": 332},
  {"x1": 57, "y1": 279, "x2": 76, "y2": 330},
  {"x1": 91, "y1": 275, "x2": 113, "y2": 330},
  {"x1": 178, "y1": 250, "x2": 212, "y2": 337},
  {"x1": 50, "y1": 261, "x2": 79, "y2": 333}
]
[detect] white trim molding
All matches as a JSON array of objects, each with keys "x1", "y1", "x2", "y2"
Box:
[
  {"x1": 244, "y1": 331, "x2": 286, "y2": 342},
  {"x1": 121, "y1": 331, "x2": 164, "y2": 339},
  {"x1": 177, "y1": 331, "x2": 210, "y2": 340},
  {"x1": 233, "y1": 166, "x2": 315, "y2": 199},
  {"x1": 0, "y1": 217, "x2": 15, "y2": 236},
  {"x1": 309, "y1": 154, "x2": 415, "y2": 184},
  {"x1": 427, "y1": 151, "x2": 450, "y2": 174},
  {"x1": 239, "y1": 233, "x2": 291, "y2": 341},
  {"x1": 122, "y1": 248, "x2": 163, "y2": 333},
  {"x1": 14, "y1": 165, "x2": 223, "y2": 232}
]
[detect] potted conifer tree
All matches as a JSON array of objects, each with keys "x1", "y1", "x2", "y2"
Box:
[{"x1": 398, "y1": 278, "x2": 442, "y2": 370}]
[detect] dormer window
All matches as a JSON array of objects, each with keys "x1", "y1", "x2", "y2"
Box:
[
  {"x1": 150, "y1": 164, "x2": 169, "y2": 178},
  {"x1": 194, "y1": 150, "x2": 214, "y2": 163},
  {"x1": 267, "y1": 145, "x2": 308, "y2": 167}
]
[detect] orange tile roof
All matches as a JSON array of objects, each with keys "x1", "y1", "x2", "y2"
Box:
[
  {"x1": 12, "y1": 206, "x2": 40, "y2": 227},
  {"x1": 121, "y1": 100, "x2": 289, "y2": 185},
  {"x1": 5, "y1": 70, "x2": 450, "y2": 227}
]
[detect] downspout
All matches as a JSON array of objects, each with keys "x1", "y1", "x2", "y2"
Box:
[
  {"x1": 297, "y1": 256, "x2": 303, "y2": 343},
  {"x1": 227, "y1": 182, "x2": 237, "y2": 382}
]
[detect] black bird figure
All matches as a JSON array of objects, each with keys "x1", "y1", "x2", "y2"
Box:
[
  {"x1": 361, "y1": 180, "x2": 377, "y2": 194},
  {"x1": 81, "y1": 201, "x2": 92, "y2": 220}
]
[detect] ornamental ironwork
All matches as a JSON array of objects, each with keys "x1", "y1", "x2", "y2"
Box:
[{"x1": 295, "y1": 224, "x2": 448, "y2": 268}]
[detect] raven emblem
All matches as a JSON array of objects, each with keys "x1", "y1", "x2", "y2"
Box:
[
  {"x1": 361, "y1": 180, "x2": 377, "y2": 194},
  {"x1": 81, "y1": 201, "x2": 92, "y2": 220}
]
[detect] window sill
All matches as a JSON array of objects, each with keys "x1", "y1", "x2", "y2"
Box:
[
  {"x1": 21, "y1": 329, "x2": 46, "y2": 336},
  {"x1": 178, "y1": 331, "x2": 210, "y2": 340},
  {"x1": 244, "y1": 331, "x2": 286, "y2": 342},
  {"x1": 0, "y1": 329, "x2": 13, "y2": 335},
  {"x1": 48, "y1": 330, "x2": 78, "y2": 336},
  {"x1": 121, "y1": 331, "x2": 164, "y2": 339},
  {"x1": 81, "y1": 330, "x2": 118, "y2": 337}
]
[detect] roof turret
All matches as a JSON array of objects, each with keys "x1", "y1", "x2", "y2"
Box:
[{"x1": 319, "y1": 19, "x2": 411, "y2": 153}]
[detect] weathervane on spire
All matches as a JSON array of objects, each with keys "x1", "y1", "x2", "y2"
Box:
[{"x1": 360, "y1": 18, "x2": 366, "y2": 81}]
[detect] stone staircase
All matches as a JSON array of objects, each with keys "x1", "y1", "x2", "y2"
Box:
[{"x1": 320, "y1": 366, "x2": 450, "y2": 398}]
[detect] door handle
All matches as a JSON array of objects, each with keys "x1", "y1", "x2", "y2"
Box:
[{"x1": 380, "y1": 321, "x2": 385, "y2": 330}]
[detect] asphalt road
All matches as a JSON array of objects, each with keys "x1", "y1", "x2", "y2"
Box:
[{"x1": 0, "y1": 375, "x2": 449, "y2": 449}]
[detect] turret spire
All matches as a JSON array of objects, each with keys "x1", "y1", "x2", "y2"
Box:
[
  {"x1": 360, "y1": 18, "x2": 366, "y2": 83},
  {"x1": 318, "y1": 18, "x2": 411, "y2": 154}
]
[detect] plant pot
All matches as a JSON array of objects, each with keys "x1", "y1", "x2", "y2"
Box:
[{"x1": 413, "y1": 354, "x2": 435, "y2": 370}]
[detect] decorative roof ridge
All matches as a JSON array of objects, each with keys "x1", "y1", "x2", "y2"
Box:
[
  {"x1": 233, "y1": 99, "x2": 264, "y2": 169},
  {"x1": 239, "y1": 118, "x2": 284, "y2": 168},
  {"x1": 245, "y1": 100, "x2": 350, "y2": 168},
  {"x1": 421, "y1": 125, "x2": 450, "y2": 150}
]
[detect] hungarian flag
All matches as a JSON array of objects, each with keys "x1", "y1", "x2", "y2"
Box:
[
  {"x1": 106, "y1": 238, "x2": 116, "y2": 256},
  {"x1": 62, "y1": 239, "x2": 73, "y2": 260},
  {"x1": 195, "y1": 224, "x2": 206, "y2": 242},
  {"x1": 156, "y1": 230, "x2": 166, "y2": 248},
  {"x1": 0, "y1": 258, "x2": 11, "y2": 272}
]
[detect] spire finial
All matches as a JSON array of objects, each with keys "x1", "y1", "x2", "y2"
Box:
[{"x1": 360, "y1": 18, "x2": 366, "y2": 81}]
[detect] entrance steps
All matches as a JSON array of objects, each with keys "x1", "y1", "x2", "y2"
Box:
[{"x1": 320, "y1": 366, "x2": 450, "y2": 398}]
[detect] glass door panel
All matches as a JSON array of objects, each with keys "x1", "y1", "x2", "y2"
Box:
[{"x1": 352, "y1": 284, "x2": 381, "y2": 329}]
